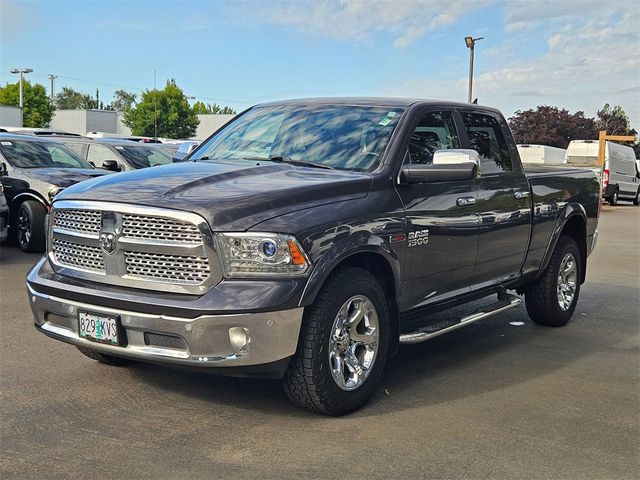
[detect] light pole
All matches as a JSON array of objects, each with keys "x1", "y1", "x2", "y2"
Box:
[
  {"x1": 10, "y1": 67, "x2": 33, "y2": 109},
  {"x1": 464, "y1": 37, "x2": 483, "y2": 103},
  {"x1": 48, "y1": 74, "x2": 58, "y2": 103}
]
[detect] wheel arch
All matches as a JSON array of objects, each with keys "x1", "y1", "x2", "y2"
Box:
[
  {"x1": 9, "y1": 191, "x2": 49, "y2": 222},
  {"x1": 540, "y1": 203, "x2": 588, "y2": 284}
]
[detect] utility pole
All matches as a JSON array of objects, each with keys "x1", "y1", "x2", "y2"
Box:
[
  {"x1": 48, "y1": 74, "x2": 57, "y2": 103},
  {"x1": 464, "y1": 37, "x2": 483, "y2": 103},
  {"x1": 10, "y1": 67, "x2": 33, "y2": 109}
]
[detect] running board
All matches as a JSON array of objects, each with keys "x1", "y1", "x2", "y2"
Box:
[{"x1": 399, "y1": 293, "x2": 522, "y2": 345}]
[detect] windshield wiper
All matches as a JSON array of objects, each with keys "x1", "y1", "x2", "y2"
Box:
[{"x1": 242, "y1": 156, "x2": 333, "y2": 170}]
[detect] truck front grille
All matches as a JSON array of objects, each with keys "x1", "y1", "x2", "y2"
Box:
[
  {"x1": 48, "y1": 201, "x2": 220, "y2": 294},
  {"x1": 125, "y1": 251, "x2": 210, "y2": 284}
]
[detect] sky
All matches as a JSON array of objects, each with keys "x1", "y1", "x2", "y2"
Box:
[{"x1": 1, "y1": 0, "x2": 639, "y2": 126}]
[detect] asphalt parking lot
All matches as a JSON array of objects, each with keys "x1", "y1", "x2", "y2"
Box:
[{"x1": 1, "y1": 205, "x2": 638, "y2": 479}]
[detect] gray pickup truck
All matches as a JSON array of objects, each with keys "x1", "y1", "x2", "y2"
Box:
[{"x1": 27, "y1": 98, "x2": 600, "y2": 415}]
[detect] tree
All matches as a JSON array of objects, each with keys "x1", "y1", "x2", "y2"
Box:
[
  {"x1": 594, "y1": 104, "x2": 639, "y2": 157},
  {"x1": 111, "y1": 89, "x2": 137, "y2": 111},
  {"x1": 0, "y1": 80, "x2": 55, "y2": 127},
  {"x1": 123, "y1": 79, "x2": 199, "y2": 138},
  {"x1": 55, "y1": 86, "x2": 97, "y2": 109},
  {"x1": 508, "y1": 106, "x2": 597, "y2": 148},
  {"x1": 192, "y1": 101, "x2": 236, "y2": 115}
]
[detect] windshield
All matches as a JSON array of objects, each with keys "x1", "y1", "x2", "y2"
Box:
[
  {"x1": 115, "y1": 145, "x2": 172, "y2": 169},
  {"x1": 191, "y1": 105, "x2": 405, "y2": 171},
  {"x1": 0, "y1": 138, "x2": 93, "y2": 169}
]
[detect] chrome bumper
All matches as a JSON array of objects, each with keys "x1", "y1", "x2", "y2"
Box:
[{"x1": 28, "y1": 284, "x2": 304, "y2": 368}]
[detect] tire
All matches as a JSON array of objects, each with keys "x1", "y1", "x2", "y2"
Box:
[
  {"x1": 283, "y1": 267, "x2": 390, "y2": 415},
  {"x1": 15, "y1": 200, "x2": 46, "y2": 253},
  {"x1": 608, "y1": 188, "x2": 618, "y2": 206},
  {"x1": 633, "y1": 188, "x2": 640, "y2": 206},
  {"x1": 76, "y1": 346, "x2": 134, "y2": 366},
  {"x1": 524, "y1": 236, "x2": 581, "y2": 327}
]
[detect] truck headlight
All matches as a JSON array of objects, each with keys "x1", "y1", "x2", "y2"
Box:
[{"x1": 217, "y1": 232, "x2": 311, "y2": 277}]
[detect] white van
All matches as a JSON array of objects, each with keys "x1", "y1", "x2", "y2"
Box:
[
  {"x1": 565, "y1": 140, "x2": 640, "y2": 205},
  {"x1": 517, "y1": 144, "x2": 567, "y2": 165}
]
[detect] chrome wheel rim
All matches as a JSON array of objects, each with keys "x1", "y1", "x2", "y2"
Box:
[
  {"x1": 328, "y1": 295, "x2": 379, "y2": 391},
  {"x1": 17, "y1": 210, "x2": 31, "y2": 248},
  {"x1": 557, "y1": 252, "x2": 577, "y2": 311}
]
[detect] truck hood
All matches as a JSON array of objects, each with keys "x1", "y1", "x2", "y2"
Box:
[
  {"x1": 21, "y1": 168, "x2": 110, "y2": 187},
  {"x1": 56, "y1": 159, "x2": 372, "y2": 230}
]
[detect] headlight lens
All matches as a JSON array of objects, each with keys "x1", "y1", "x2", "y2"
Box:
[
  {"x1": 48, "y1": 186, "x2": 65, "y2": 201},
  {"x1": 217, "y1": 232, "x2": 311, "y2": 277}
]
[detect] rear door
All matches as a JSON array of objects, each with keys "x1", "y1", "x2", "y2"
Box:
[
  {"x1": 395, "y1": 108, "x2": 479, "y2": 310},
  {"x1": 459, "y1": 110, "x2": 531, "y2": 289}
]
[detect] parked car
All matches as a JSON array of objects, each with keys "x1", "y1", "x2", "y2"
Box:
[
  {"x1": 0, "y1": 182, "x2": 8, "y2": 243},
  {"x1": 0, "y1": 134, "x2": 109, "y2": 252},
  {"x1": 172, "y1": 140, "x2": 201, "y2": 162},
  {"x1": 48, "y1": 137, "x2": 173, "y2": 172},
  {"x1": 517, "y1": 144, "x2": 566, "y2": 165},
  {"x1": 28, "y1": 98, "x2": 600, "y2": 415},
  {"x1": 566, "y1": 140, "x2": 640, "y2": 205}
]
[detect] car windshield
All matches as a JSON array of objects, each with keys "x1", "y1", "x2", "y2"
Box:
[
  {"x1": 114, "y1": 145, "x2": 173, "y2": 169},
  {"x1": 0, "y1": 138, "x2": 93, "y2": 169},
  {"x1": 191, "y1": 104, "x2": 405, "y2": 171}
]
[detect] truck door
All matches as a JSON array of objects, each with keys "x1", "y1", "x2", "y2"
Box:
[
  {"x1": 459, "y1": 110, "x2": 531, "y2": 288},
  {"x1": 395, "y1": 109, "x2": 479, "y2": 311}
]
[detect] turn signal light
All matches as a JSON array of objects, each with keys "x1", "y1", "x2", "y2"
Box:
[{"x1": 288, "y1": 240, "x2": 306, "y2": 265}]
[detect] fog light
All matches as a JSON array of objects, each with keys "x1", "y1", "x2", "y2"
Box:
[{"x1": 228, "y1": 327, "x2": 249, "y2": 352}]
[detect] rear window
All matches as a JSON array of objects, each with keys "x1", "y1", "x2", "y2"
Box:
[{"x1": 0, "y1": 139, "x2": 92, "y2": 169}]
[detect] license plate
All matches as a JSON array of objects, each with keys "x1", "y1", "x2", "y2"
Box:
[{"x1": 78, "y1": 311, "x2": 120, "y2": 345}]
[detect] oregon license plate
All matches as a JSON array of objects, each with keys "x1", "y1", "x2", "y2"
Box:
[{"x1": 78, "y1": 311, "x2": 120, "y2": 345}]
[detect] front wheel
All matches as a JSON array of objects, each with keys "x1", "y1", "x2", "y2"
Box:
[
  {"x1": 283, "y1": 267, "x2": 389, "y2": 415},
  {"x1": 15, "y1": 200, "x2": 46, "y2": 253},
  {"x1": 524, "y1": 236, "x2": 581, "y2": 327}
]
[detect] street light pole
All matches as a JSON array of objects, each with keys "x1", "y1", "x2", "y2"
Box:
[
  {"x1": 464, "y1": 37, "x2": 483, "y2": 103},
  {"x1": 48, "y1": 74, "x2": 58, "y2": 103},
  {"x1": 9, "y1": 67, "x2": 33, "y2": 109}
]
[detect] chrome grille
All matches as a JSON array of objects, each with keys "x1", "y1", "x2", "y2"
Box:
[
  {"x1": 49, "y1": 201, "x2": 220, "y2": 294},
  {"x1": 52, "y1": 238, "x2": 105, "y2": 272},
  {"x1": 46, "y1": 313, "x2": 74, "y2": 330},
  {"x1": 125, "y1": 251, "x2": 210, "y2": 284},
  {"x1": 122, "y1": 214, "x2": 201, "y2": 242},
  {"x1": 53, "y1": 209, "x2": 101, "y2": 235}
]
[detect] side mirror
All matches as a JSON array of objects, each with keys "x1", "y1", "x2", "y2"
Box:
[
  {"x1": 88, "y1": 161, "x2": 95, "y2": 167},
  {"x1": 102, "y1": 160, "x2": 121, "y2": 172},
  {"x1": 399, "y1": 149, "x2": 479, "y2": 184}
]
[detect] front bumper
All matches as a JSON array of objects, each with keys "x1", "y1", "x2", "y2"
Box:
[{"x1": 27, "y1": 263, "x2": 305, "y2": 375}]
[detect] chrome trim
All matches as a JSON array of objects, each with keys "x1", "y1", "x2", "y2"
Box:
[
  {"x1": 28, "y1": 284, "x2": 304, "y2": 367},
  {"x1": 48, "y1": 200, "x2": 222, "y2": 295},
  {"x1": 399, "y1": 294, "x2": 522, "y2": 344}
]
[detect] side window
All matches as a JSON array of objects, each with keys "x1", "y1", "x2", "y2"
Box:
[
  {"x1": 64, "y1": 142, "x2": 86, "y2": 157},
  {"x1": 407, "y1": 111, "x2": 459, "y2": 164},
  {"x1": 462, "y1": 113, "x2": 512, "y2": 174},
  {"x1": 87, "y1": 144, "x2": 119, "y2": 168}
]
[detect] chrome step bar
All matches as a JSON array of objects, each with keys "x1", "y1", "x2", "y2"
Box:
[{"x1": 399, "y1": 293, "x2": 522, "y2": 345}]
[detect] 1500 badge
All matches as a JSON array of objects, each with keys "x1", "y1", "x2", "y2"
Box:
[{"x1": 408, "y1": 229, "x2": 429, "y2": 247}]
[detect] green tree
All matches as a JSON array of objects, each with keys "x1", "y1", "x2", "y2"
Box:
[
  {"x1": 192, "y1": 101, "x2": 236, "y2": 115},
  {"x1": 0, "y1": 80, "x2": 55, "y2": 127},
  {"x1": 595, "y1": 104, "x2": 639, "y2": 157},
  {"x1": 111, "y1": 89, "x2": 137, "y2": 111},
  {"x1": 123, "y1": 79, "x2": 199, "y2": 138},
  {"x1": 55, "y1": 86, "x2": 97, "y2": 109}
]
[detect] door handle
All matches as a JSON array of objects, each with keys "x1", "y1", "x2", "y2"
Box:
[
  {"x1": 456, "y1": 196, "x2": 476, "y2": 206},
  {"x1": 514, "y1": 191, "x2": 530, "y2": 199}
]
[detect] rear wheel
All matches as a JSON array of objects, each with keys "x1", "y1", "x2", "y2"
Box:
[
  {"x1": 15, "y1": 200, "x2": 47, "y2": 253},
  {"x1": 283, "y1": 267, "x2": 389, "y2": 415},
  {"x1": 524, "y1": 236, "x2": 581, "y2": 327},
  {"x1": 76, "y1": 346, "x2": 134, "y2": 366},
  {"x1": 633, "y1": 188, "x2": 640, "y2": 206},
  {"x1": 608, "y1": 188, "x2": 619, "y2": 206}
]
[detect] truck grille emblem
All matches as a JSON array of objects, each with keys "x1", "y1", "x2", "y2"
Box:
[{"x1": 99, "y1": 231, "x2": 117, "y2": 255}]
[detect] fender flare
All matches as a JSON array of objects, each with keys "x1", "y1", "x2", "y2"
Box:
[
  {"x1": 9, "y1": 191, "x2": 49, "y2": 220},
  {"x1": 538, "y1": 202, "x2": 588, "y2": 282},
  {"x1": 299, "y1": 231, "x2": 402, "y2": 308}
]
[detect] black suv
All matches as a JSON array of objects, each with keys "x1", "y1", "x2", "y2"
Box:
[{"x1": 0, "y1": 134, "x2": 108, "y2": 252}]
